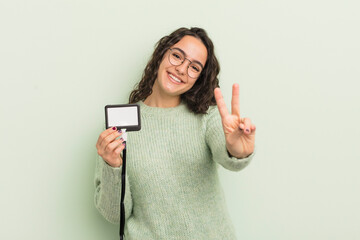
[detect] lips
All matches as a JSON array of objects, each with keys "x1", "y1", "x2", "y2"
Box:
[{"x1": 167, "y1": 72, "x2": 184, "y2": 84}]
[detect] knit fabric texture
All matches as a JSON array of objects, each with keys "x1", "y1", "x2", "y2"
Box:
[{"x1": 94, "y1": 100, "x2": 255, "y2": 240}]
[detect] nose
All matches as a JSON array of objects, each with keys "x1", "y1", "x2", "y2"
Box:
[{"x1": 175, "y1": 59, "x2": 191, "y2": 76}]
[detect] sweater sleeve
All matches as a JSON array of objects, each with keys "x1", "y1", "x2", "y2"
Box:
[
  {"x1": 94, "y1": 154, "x2": 133, "y2": 224},
  {"x1": 205, "y1": 106, "x2": 256, "y2": 172}
]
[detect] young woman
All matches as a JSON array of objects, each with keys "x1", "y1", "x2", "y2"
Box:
[{"x1": 95, "y1": 27, "x2": 256, "y2": 239}]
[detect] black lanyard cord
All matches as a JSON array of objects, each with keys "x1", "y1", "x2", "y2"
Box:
[{"x1": 119, "y1": 142, "x2": 126, "y2": 240}]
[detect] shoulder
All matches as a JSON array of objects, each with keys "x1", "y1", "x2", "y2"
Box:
[
  {"x1": 207, "y1": 105, "x2": 218, "y2": 114},
  {"x1": 205, "y1": 105, "x2": 220, "y2": 119},
  {"x1": 201, "y1": 105, "x2": 221, "y2": 129}
]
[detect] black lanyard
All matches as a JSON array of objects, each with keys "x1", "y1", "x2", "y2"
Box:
[{"x1": 119, "y1": 143, "x2": 126, "y2": 240}]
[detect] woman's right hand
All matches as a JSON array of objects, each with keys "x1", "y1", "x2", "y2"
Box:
[{"x1": 96, "y1": 127, "x2": 125, "y2": 168}]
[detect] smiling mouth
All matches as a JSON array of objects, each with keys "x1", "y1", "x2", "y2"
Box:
[{"x1": 168, "y1": 72, "x2": 184, "y2": 84}]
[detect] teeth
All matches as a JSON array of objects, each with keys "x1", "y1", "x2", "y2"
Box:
[{"x1": 169, "y1": 73, "x2": 181, "y2": 83}]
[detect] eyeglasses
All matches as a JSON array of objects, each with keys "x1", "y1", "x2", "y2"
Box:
[{"x1": 168, "y1": 48, "x2": 203, "y2": 79}]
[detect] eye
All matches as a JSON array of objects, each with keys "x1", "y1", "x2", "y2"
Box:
[
  {"x1": 190, "y1": 64, "x2": 201, "y2": 72},
  {"x1": 172, "y1": 53, "x2": 182, "y2": 59}
]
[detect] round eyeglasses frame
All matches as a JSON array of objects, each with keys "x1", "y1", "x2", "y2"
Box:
[{"x1": 167, "y1": 48, "x2": 203, "y2": 79}]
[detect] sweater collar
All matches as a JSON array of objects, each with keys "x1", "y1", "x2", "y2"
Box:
[{"x1": 137, "y1": 100, "x2": 188, "y2": 116}]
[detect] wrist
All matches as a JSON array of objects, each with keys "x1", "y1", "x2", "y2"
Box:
[
  {"x1": 103, "y1": 158, "x2": 121, "y2": 168},
  {"x1": 226, "y1": 149, "x2": 251, "y2": 159}
]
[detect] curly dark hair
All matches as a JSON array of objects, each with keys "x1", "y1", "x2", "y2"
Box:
[{"x1": 128, "y1": 27, "x2": 220, "y2": 114}]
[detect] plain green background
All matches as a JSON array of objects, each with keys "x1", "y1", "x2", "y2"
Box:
[{"x1": 1, "y1": 0, "x2": 359, "y2": 239}]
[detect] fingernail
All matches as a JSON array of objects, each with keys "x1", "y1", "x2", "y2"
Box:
[
  {"x1": 120, "y1": 138, "x2": 124, "y2": 141},
  {"x1": 246, "y1": 129, "x2": 250, "y2": 133},
  {"x1": 118, "y1": 130, "x2": 122, "y2": 133},
  {"x1": 112, "y1": 127, "x2": 116, "y2": 130},
  {"x1": 122, "y1": 142, "x2": 126, "y2": 146}
]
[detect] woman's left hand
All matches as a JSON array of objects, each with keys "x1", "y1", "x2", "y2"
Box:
[{"x1": 214, "y1": 84, "x2": 256, "y2": 159}]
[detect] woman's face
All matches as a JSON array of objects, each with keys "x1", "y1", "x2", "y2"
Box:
[{"x1": 154, "y1": 35, "x2": 208, "y2": 98}]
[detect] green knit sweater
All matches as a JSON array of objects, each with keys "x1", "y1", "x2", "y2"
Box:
[{"x1": 94, "y1": 100, "x2": 255, "y2": 240}]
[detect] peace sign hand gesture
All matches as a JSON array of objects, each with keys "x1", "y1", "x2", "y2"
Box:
[{"x1": 214, "y1": 84, "x2": 256, "y2": 159}]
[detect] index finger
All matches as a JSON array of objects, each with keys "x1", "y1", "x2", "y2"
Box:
[
  {"x1": 96, "y1": 127, "x2": 117, "y2": 147},
  {"x1": 214, "y1": 87, "x2": 229, "y2": 119},
  {"x1": 231, "y1": 83, "x2": 240, "y2": 117}
]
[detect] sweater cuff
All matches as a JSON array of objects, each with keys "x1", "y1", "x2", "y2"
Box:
[
  {"x1": 226, "y1": 148, "x2": 255, "y2": 159},
  {"x1": 219, "y1": 146, "x2": 256, "y2": 171}
]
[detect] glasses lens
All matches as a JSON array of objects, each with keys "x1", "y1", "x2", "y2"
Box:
[
  {"x1": 169, "y1": 49, "x2": 184, "y2": 66},
  {"x1": 188, "y1": 63, "x2": 202, "y2": 78}
]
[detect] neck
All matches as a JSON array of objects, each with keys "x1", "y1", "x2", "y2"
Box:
[
  {"x1": 144, "y1": 94, "x2": 181, "y2": 108},
  {"x1": 144, "y1": 82, "x2": 181, "y2": 107}
]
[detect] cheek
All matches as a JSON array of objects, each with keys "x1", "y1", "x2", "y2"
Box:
[
  {"x1": 185, "y1": 79, "x2": 197, "y2": 90},
  {"x1": 156, "y1": 63, "x2": 167, "y2": 80},
  {"x1": 158, "y1": 60, "x2": 171, "y2": 76},
  {"x1": 190, "y1": 77, "x2": 198, "y2": 85},
  {"x1": 160, "y1": 54, "x2": 171, "y2": 68}
]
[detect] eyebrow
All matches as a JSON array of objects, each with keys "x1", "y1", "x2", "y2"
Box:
[{"x1": 172, "y1": 47, "x2": 205, "y2": 69}]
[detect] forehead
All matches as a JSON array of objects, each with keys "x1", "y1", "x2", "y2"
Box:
[{"x1": 171, "y1": 36, "x2": 208, "y2": 66}]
